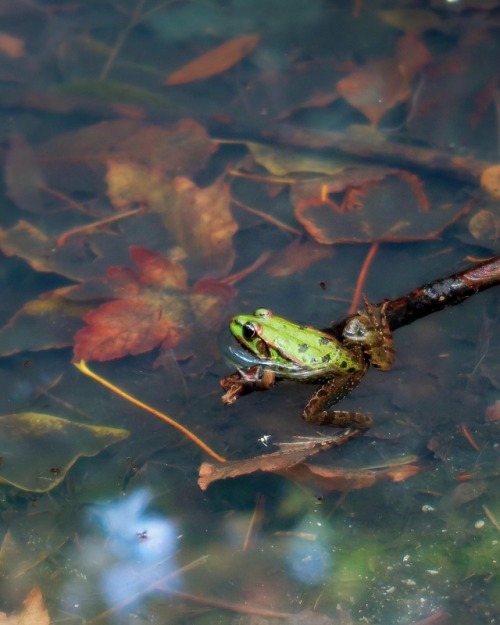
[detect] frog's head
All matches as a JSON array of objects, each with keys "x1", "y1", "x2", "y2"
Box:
[{"x1": 229, "y1": 308, "x2": 280, "y2": 361}]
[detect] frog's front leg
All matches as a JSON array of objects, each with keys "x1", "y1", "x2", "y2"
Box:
[{"x1": 303, "y1": 371, "x2": 372, "y2": 431}]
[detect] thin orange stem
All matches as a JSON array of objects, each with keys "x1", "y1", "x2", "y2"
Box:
[
  {"x1": 349, "y1": 242, "x2": 379, "y2": 314},
  {"x1": 74, "y1": 360, "x2": 226, "y2": 463},
  {"x1": 57, "y1": 207, "x2": 143, "y2": 247}
]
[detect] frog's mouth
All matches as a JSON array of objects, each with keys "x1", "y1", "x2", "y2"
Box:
[{"x1": 226, "y1": 342, "x2": 317, "y2": 379}]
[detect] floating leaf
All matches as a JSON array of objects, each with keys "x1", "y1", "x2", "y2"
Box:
[
  {"x1": 0, "y1": 413, "x2": 129, "y2": 492},
  {"x1": 164, "y1": 34, "x2": 260, "y2": 86}
]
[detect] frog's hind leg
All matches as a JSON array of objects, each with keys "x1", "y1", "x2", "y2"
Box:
[{"x1": 303, "y1": 371, "x2": 372, "y2": 430}]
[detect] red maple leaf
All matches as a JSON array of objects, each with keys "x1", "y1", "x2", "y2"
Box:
[{"x1": 73, "y1": 246, "x2": 235, "y2": 362}]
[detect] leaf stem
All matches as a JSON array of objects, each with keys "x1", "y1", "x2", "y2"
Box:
[{"x1": 74, "y1": 360, "x2": 226, "y2": 463}]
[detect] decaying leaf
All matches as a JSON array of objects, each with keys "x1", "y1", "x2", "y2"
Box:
[
  {"x1": 0, "y1": 587, "x2": 49, "y2": 624},
  {"x1": 0, "y1": 412, "x2": 129, "y2": 492},
  {"x1": 164, "y1": 34, "x2": 260, "y2": 85},
  {"x1": 281, "y1": 462, "x2": 420, "y2": 492},
  {"x1": 198, "y1": 433, "x2": 363, "y2": 490}
]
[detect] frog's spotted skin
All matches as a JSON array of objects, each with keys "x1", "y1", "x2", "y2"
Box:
[{"x1": 229, "y1": 301, "x2": 394, "y2": 431}]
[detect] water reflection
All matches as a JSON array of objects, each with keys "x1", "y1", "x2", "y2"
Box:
[
  {"x1": 284, "y1": 516, "x2": 332, "y2": 585},
  {"x1": 65, "y1": 488, "x2": 180, "y2": 619}
]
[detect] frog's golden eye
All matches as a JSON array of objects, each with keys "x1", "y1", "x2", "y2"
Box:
[
  {"x1": 243, "y1": 322, "x2": 257, "y2": 340},
  {"x1": 343, "y1": 318, "x2": 368, "y2": 341}
]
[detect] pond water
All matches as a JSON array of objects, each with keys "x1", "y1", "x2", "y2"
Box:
[{"x1": 0, "y1": 1, "x2": 499, "y2": 624}]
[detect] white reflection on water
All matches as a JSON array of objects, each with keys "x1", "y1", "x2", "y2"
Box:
[{"x1": 77, "y1": 488, "x2": 180, "y2": 616}]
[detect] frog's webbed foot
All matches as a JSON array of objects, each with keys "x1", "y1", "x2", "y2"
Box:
[
  {"x1": 220, "y1": 366, "x2": 275, "y2": 405},
  {"x1": 302, "y1": 370, "x2": 372, "y2": 431}
]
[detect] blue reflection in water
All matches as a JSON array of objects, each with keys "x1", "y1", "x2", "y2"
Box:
[
  {"x1": 91, "y1": 488, "x2": 180, "y2": 607},
  {"x1": 285, "y1": 538, "x2": 331, "y2": 585},
  {"x1": 284, "y1": 518, "x2": 332, "y2": 586}
]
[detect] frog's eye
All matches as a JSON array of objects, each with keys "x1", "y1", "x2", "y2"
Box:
[
  {"x1": 343, "y1": 319, "x2": 368, "y2": 341},
  {"x1": 242, "y1": 322, "x2": 257, "y2": 340}
]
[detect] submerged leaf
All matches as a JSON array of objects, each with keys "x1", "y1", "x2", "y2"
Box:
[
  {"x1": 0, "y1": 413, "x2": 129, "y2": 492},
  {"x1": 0, "y1": 587, "x2": 49, "y2": 623},
  {"x1": 0, "y1": 513, "x2": 68, "y2": 579},
  {"x1": 5, "y1": 133, "x2": 45, "y2": 213},
  {"x1": 0, "y1": 292, "x2": 90, "y2": 358},
  {"x1": 72, "y1": 246, "x2": 235, "y2": 362},
  {"x1": 247, "y1": 142, "x2": 348, "y2": 176},
  {"x1": 292, "y1": 172, "x2": 470, "y2": 244},
  {"x1": 156, "y1": 176, "x2": 237, "y2": 277},
  {"x1": 337, "y1": 59, "x2": 411, "y2": 126},
  {"x1": 164, "y1": 34, "x2": 260, "y2": 85}
]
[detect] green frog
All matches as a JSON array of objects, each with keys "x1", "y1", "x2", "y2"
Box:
[{"x1": 228, "y1": 298, "x2": 394, "y2": 431}]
